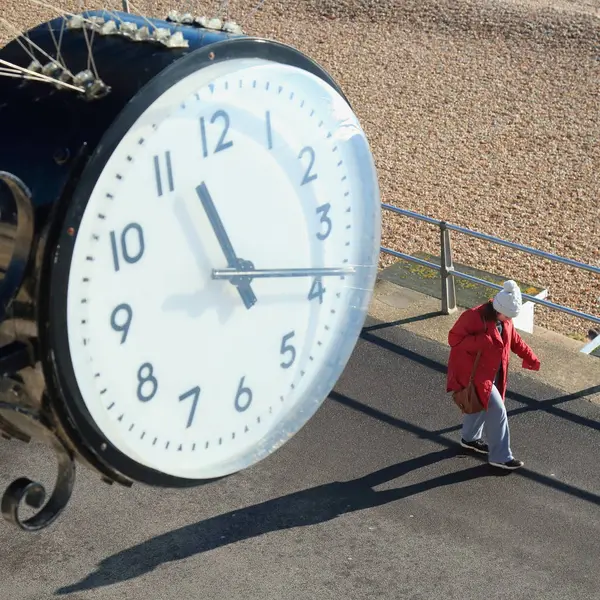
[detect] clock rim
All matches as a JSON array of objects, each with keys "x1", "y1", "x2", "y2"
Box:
[{"x1": 38, "y1": 36, "x2": 364, "y2": 487}]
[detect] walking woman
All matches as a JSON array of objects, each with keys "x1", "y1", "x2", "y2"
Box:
[{"x1": 446, "y1": 280, "x2": 541, "y2": 470}]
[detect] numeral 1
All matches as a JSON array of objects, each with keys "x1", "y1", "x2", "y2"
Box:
[
  {"x1": 265, "y1": 110, "x2": 273, "y2": 150},
  {"x1": 153, "y1": 151, "x2": 174, "y2": 197},
  {"x1": 110, "y1": 223, "x2": 145, "y2": 272}
]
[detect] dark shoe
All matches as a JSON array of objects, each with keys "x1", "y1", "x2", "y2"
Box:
[
  {"x1": 460, "y1": 438, "x2": 489, "y2": 454},
  {"x1": 489, "y1": 458, "x2": 524, "y2": 470}
]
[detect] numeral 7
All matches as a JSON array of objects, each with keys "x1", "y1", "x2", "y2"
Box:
[{"x1": 179, "y1": 386, "x2": 201, "y2": 429}]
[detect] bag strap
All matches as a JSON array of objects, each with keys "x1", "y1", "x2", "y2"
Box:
[
  {"x1": 469, "y1": 311, "x2": 487, "y2": 384},
  {"x1": 469, "y1": 350, "x2": 482, "y2": 384}
]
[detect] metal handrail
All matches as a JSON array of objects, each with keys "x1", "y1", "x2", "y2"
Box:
[
  {"x1": 383, "y1": 204, "x2": 600, "y2": 276},
  {"x1": 380, "y1": 203, "x2": 600, "y2": 352}
]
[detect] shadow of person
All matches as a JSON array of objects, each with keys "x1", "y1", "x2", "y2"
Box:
[{"x1": 56, "y1": 447, "x2": 491, "y2": 595}]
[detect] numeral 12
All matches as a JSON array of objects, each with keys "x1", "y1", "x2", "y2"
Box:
[{"x1": 200, "y1": 110, "x2": 233, "y2": 157}]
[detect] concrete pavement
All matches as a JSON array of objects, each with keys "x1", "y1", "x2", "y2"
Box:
[{"x1": 1, "y1": 281, "x2": 599, "y2": 600}]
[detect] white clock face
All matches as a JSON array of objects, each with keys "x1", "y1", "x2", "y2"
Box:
[{"x1": 65, "y1": 56, "x2": 380, "y2": 480}]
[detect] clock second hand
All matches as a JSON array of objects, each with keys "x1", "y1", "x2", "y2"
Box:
[
  {"x1": 212, "y1": 267, "x2": 356, "y2": 279},
  {"x1": 196, "y1": 182, "x2": 257, "y2": 309}
]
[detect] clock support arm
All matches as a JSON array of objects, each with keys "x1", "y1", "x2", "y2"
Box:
[{"x1": 0, "y1": 339, "x2": 76, "y2": 531}]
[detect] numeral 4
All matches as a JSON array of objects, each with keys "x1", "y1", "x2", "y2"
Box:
[{"x1": 308, "y1": 277, "x2": 325, "y2": 304}]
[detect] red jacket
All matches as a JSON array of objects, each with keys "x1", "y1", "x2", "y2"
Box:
[{"x1": 446, "y1": 304, "x2": 540, "y2": 409}]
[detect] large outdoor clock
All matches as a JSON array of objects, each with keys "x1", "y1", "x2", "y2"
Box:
[{"x1": 0, "y1": 8, "x2": 381, "y2": 530}]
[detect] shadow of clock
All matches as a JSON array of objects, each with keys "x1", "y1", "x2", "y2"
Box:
[{"x1": 55, "y1": 447, "x2": 492, "y2": 595}]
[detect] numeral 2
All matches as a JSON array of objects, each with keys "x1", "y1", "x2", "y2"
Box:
[
  {"x1": 153, "y1": 151, "x2": 174, "y2": 197},
  {"x1": 299, "y1": 146, "x2": 318, "y2": 185},
  {"x1": 200, "y1": 110, "x2": 233, "y2": 157},
  {"x1": 110, "y1": 223, "x2": 144, "y2": 272}
]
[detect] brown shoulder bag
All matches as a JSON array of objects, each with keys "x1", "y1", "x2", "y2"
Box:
[{"x1": 452, "y1": 350, "x2": 484, "y2": 414}]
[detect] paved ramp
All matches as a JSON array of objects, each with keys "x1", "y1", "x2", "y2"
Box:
[{"x1": 1, "y1": 316, "x2": 599, "y2": 600}]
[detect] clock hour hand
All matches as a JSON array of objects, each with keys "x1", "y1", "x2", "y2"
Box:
[
  {"x1": 212, "y1": 266, "x2": 356, "y2": 280},
  {"x1": 196, "y1": 182, "x2": 257, "y2": 309}
]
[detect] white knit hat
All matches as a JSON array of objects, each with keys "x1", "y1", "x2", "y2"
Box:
[{"x1": 493, "y1": 280, "x2": 522, "y2": 318}]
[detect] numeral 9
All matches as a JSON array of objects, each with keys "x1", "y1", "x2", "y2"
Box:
[{"x1": 111, "y1": 303, "x2": 133, "y2": 344}]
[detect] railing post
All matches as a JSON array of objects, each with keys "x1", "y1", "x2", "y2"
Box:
[
  {"x1": 122, "y1": 0, "x2": 131, "y2": 12},
  {"x1": 440, "y1": 222, "x2": 457, "y2": 314}
]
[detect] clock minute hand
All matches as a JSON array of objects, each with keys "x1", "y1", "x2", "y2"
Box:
[
  {"x1": 212, "y1": 267, "x2": 356, "y2": 280},
  {"x1": 196, "y1": 182, "x2": 257, "y2": 309}
]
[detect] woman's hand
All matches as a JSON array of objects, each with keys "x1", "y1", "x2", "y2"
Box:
[{"x1": 522, "y1": 356, "x2": 541, "y2": 371}]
